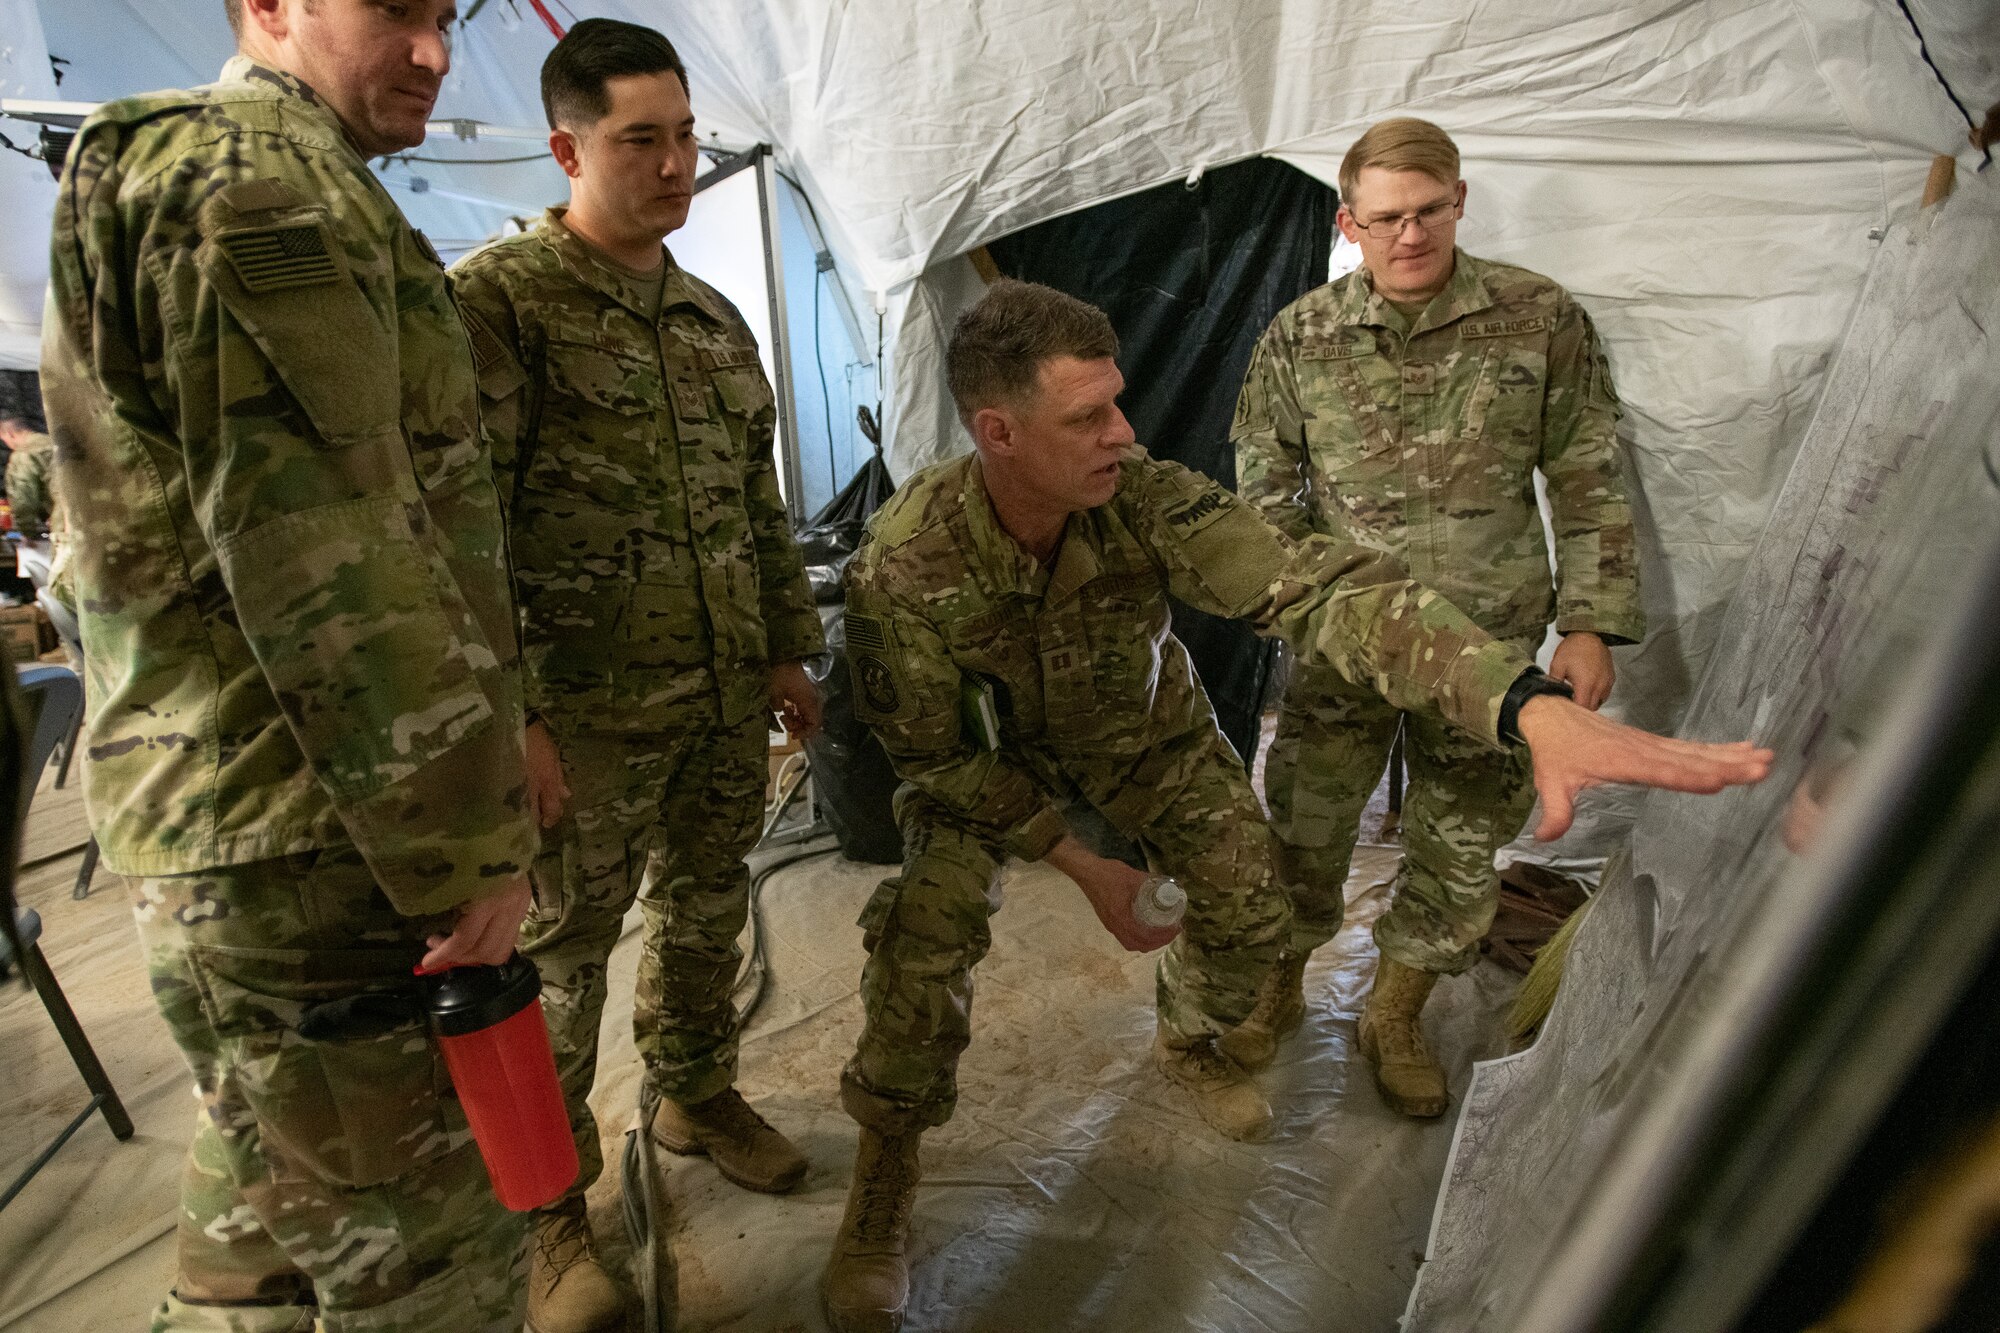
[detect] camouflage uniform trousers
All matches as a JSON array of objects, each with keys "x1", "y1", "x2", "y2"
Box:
[
  {"x1": 841, "y1": 737, "x2": 1290, "y2": 1134},
  {"x1": 134, "y1": 843, "x2": 528, "y2": 1333},
  {"x1": 1263, "y1": 636, "x2": 1542, "y2": 975},
  {"x1": 519, "y1": 700, "x2": 768, "y2": 1200}
]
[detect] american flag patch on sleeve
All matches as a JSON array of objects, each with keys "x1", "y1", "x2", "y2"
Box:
[{"x1": 218, "y1": 225, "x2": 340, "y2": 293}]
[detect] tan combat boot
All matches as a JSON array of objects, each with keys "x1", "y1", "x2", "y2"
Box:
[
  {"x1": 1357, "y1": 957, "x2": 1448, "y2": 1118},
  {"x1": 1217, "y1": 951, "x2": 1308, "y2": 1073},
  {"x1": 1153, "y1": 1032, "x2": 1274, "y2": 1141},
  {"x1": 527, "y1": 1199, "x2": 628, "y2": 1333},
  {"x1": 822, "y1": 1128, "x2": 923, "y2": 1333},
  {"x1": 653, "y1": 1086, "x2": 809, "y2": 1194}
]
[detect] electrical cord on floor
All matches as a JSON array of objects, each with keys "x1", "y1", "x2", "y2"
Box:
[
  {"x1": 621, "y1": 751, "x2": 837, "y2": 1331},
  {"x1": 732, "y1": 754, "x2": 834, "y2": 1024}
]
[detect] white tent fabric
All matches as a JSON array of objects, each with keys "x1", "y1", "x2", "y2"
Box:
[{"x1": 0, "y1": 0, "x2": 60, "y2": 371}]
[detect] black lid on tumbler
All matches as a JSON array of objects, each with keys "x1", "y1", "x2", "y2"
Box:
[{"x1": 424, "y1": 954, "x2": 543, "y2": 1037}]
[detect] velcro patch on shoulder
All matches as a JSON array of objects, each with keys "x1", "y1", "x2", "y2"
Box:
[
  {"x1": 1461, "y1": 316, "x2": 1551, "y2": 340},
  {"x1": 216, "y1": 178, "x2": 309, "y2": 214},
  {"x1": 700, "y1": 345, "x2": 761, "y2": 372},
  {"x1": 218, "y1": 224, "x2": 339, "y2": 293},
  {"x1": 844, "y1": 612, "x2": 890, "y2": 652},
  {"x1": 460, "y1": 305, "x2": 508, "y2": 376}
]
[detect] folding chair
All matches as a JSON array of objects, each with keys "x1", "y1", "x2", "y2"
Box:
[{"x1": 2, "y1": 664, "x2": 134, "y2": 1211}]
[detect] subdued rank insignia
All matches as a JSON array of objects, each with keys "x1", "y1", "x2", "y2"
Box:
[
  {"x1": 670, "y1": 380, "x2": 712, "y2": 421},
  {"x1": 845, "y1": 612, "x2": 889, "y2": 652},
  {"x1": 218, "y1": 225, "x2": 339, "y2": 293},
  {"x1": 857, "y1": 655, "x2": 899, "y2": 713},
  {"x1": 1401, "y1": 362, "x2": 1437, "y2": 395}
]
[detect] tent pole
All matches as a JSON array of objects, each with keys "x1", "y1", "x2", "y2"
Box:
[{"x1": 756, "y1": 147, "x2": 807, "y2": 523}]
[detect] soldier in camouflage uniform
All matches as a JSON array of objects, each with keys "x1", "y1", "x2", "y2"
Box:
[
  {"x1": 451, "y1": 22, "x2": 823, "y2": 1331},
  {"x1": 822, "y1": 280, "x2": 1763, "y2": 1333},
  {"x1": 39, "y1": 2, "x2": 539, "y2": 1329},
  {"x1": 1, "y1": 417, "x2": 58, "y2": 541},
  {"x1": 1233, "y1": 117, "x2": 1646, "y2": 1117}
]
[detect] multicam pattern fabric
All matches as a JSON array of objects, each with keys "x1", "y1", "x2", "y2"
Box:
[
  {"x1": 517, "y1": 712, "x2": 768, "y2": 1198},
  {"x1": 40, "y1": 58, "x2": 536, "y2": 915},
  {"x1": 41, "y1": 59, "x2": 537, "y2": 1329},
  {"x1": 837, "y1": 450, "x2": 1537, "y2": 1127},
  {"x1": 450, "y1": 209, "x2": 822, "y2": 736},
  {"x1": 1233, "y1": 248, "x2": 1642, "y2": 644},
  {"x1": 1235, "y1": 251, "x2": 1644, "y2": 972},
  {"x1": 451, "y1": 211, "x2": 823, "y2": 1198},
  {"x1": 136, "y1": 846, "x2": 529, "y2": 1333},
  {"x1": 5, "y1": 430, "x2": 59, "y2": 540},
  {"x1": 1263, "y1": 632, "x2": 1543, "y2": 974}
]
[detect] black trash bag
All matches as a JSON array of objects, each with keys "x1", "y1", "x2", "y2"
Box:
[
  {"x1": 797, "y1": 448, "x2": 898, "y2": 604},
  {"x1": 805, "y1": 602, "x2": 904, "y2": 864},
  {"x1": 800, "y1": 447, "x2": 904, "y2": 864}
]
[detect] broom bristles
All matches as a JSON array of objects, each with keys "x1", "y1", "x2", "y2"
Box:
[{"x1": 1507, "y1": 899, "x2": 1592, "y2": 1041}]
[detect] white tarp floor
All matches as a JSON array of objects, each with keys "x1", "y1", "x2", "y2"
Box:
[{"x1": 0, "y1": 776, "x2": 1516, "y2": 1333}]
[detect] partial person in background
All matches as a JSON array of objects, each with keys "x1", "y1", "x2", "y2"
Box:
[
  {"x1": 824, "y1": 278, "x2": 1762, "y2": 1333},
  {"x1": 1233, "y1": 116, "x2": 1645, "y2": 1117},
  {"x1": 0, "y1": 416, "x2": 56, "y2": 542},
  {"x1": 2, "y1": 414, "x2": 74, "y2": 619},
  {"x1": 452, "y1": 20, "x2": 824, "y2": 1332},
  {"x1": 40, "y1": 0, "x2": 540, "y2": 1328}
]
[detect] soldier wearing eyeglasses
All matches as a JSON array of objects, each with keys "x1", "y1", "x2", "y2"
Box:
[{"x1": 1229, "y1": 116, "x2": 1644, "y2": 1118}]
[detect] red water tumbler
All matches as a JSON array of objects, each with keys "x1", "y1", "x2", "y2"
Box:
[{"x1": 421, "y1": 954, "x2": 578, "y2": 1211}]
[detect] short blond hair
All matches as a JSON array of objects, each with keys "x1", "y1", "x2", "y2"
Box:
[{"x1": 1339, "y1": 117, "x2": 1461, "y2": 206}]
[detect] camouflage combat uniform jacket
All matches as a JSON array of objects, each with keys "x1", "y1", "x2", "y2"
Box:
[
  {"x1": 451, "y1": 210, "x2": 822, "y2": 734},
  {"x1": 846, "y1": 451, "x2": 1536, "y2": 860},
  {"x1": 1235, "y1": 249, "x2": 1644, "y2": 644},
  {"x1": 5, "y1": 431, "x2": 59, "y2": 540},
  {"x1": 40, "y1": 60, "x2": 535, "y2": 915}
]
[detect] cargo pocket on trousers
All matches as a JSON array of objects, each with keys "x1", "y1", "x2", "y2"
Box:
[
  {"x1": 187, "y1": 944, "x2": 453, "y2": 1191},
  {"x1": 857, "y1": 879, "x2": 904, "y2": 953}
]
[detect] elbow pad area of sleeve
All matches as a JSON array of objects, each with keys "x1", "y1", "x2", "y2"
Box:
[{"x1": 220, "y1": 493, "x2": 495, "y2": 802}]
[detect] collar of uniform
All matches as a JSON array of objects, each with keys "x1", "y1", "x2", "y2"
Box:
[
  {"x1": 537, "y1": 206, "x2": 678, "y2": 323},
  {"x1": 960, "y1": 455, "x2": 1069, "y2": 600},
  {"x1": 1330, "y1": 247, "x2": 1495, "y2": 335},
  {"x1": 215, "y1": 56, "x2": 351, "y2": 148},
  {"x1": 1408, "y1": 249, "x2": 1495, "y2": 336},
  {"x1": 218, "y1": 56, "x2": 323, "y2": 106}
]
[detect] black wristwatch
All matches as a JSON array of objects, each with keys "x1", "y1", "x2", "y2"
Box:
[{"x1": 1498, "y1": 668, "x2": 1575, "y2": 744}]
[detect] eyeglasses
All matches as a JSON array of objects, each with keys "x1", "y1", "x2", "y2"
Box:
[{"x1": 1352, "y1": 199, "x2": 1460, "y2": 240}]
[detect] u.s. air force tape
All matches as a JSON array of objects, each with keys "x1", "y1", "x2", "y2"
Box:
[{"x1": 218, "y1": 225, "x2": 339, "y2": 293}]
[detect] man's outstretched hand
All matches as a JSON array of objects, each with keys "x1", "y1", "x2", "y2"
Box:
[{"x1": 1518, "y1": 695, "x2": 1773, "y2": 841}]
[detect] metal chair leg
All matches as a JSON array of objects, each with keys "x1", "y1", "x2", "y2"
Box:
[
  {"x1": 53, "y1": 700, "x2": 82, "y2": 790},
  {"x1": 1382, "y1": 723, "x2": 1407, "y2": 839},
  {"x1": 71, "y1": 836, "x2": 99, "y2": 902},
  {"x1": 18, "y1": 939, "x2": 133, "y2": 1141}
]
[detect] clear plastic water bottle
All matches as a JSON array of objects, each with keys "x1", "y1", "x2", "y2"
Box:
[{"x1": 1132, "y1": 874, "x2": 1187, "y2": 929}]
